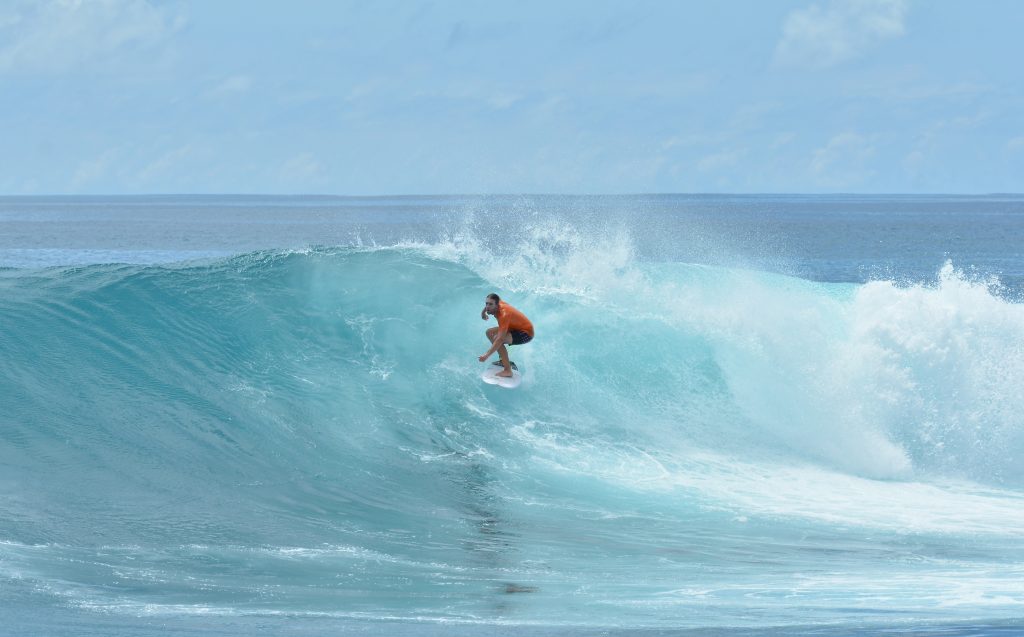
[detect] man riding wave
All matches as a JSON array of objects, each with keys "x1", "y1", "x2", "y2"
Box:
[{"x1": 479, "y1": 293, "x2": 533, "y2": 378}]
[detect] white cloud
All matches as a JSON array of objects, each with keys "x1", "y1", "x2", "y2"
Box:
[
  {"x1": 70, "y1": 147, "x2": 121, "y2": 190},
  {"x1": 697, "y1": 149, "x2": 745, "y2": 173},
  {"x1": 533, "y1": 95, "x2": 568, "y2": 116},
  {"x1": 486, "y1": 93, "x2": 523, "y2": 110},
  {"x1": 70, "y1": 142, "x2": 198, "y2": 191},
  {"x1": 279, "y1": 90, "x2": 323, "y2": 105},
  {"x1": 0, "y1": 7, "x2": 23, "y2": 29},
  {"x1": 279, "y1": 153, "x2": 327, "y2": 187},
  {"x1": 772, "y1": 132, "x2": 797, "y2": 149},
  {"x1": 139, "y1": 143, "x2": 193, "y2": 183},
  {"x1": 412, "y1": 82, "x2": 526, "y2": 111},
  {"x1": 844, "y1": 76, "x2": 990, "y2": 103},
  {"x1": 810, "y1": 132, "x2": 876, "y2": 188},
  {"x1": 902, "y1": 149, "x2": 925, "y2": 176},
  {"x1": 346, "y1": 78, "x2": 385, "y2": 102},
  {"x1": 204, "y1": 75, "x2": 253, "y2": 99},
  {"x1": 910, "y1": 111, "x2": 989, "y2": 155},
  {"x1": 0, "y1": 0, "x2": 185, "y2": 74},
  {"x1": 661, "y1": 132, "x2": 720, "y2": 151},
  {"x1": 444, "y1": 19, "x2": 521, "y2": 51},
  {"x1": 774, "y1": 0, "x2": 909, "y2": 69},
  {"x1": 728, "y1": 102, "x2": 781, "y2": 131}
]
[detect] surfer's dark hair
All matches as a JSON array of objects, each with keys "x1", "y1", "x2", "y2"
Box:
[{"x1": 487, "y1": 293, "x2": 500, "y2": 303}]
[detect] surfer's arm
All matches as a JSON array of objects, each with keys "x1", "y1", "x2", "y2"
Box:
[
  {"x1": 480, "y1": 327, "x2": 508, "y2": 359},
  {"x1": 481, "y1": 307, "x2": 489, "y2": 320}
]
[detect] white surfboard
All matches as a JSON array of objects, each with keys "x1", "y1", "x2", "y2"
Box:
[{"x1": 481, "y1": 362, "x2": 522, "y2": 389}]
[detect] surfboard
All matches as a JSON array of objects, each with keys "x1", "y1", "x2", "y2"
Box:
[{"x1": 481, "y1": 361, "x2": 521, "y2": 389}]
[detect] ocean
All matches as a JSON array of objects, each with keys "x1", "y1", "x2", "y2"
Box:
[{"x1": 1, "y1": 194, "x2": 1023, "y2": 636}]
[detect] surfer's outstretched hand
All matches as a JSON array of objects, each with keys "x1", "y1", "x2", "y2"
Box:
[{"x1": 478, "y1": 355, "x2": 488, "y2": 363}]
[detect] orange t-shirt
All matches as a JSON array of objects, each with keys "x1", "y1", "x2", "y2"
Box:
[{"x1": 498, "y1": 301, "x2": 534, "y2": 337}]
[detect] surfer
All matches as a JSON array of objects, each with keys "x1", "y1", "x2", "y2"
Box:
[{"x1": 479, "y1": 293, "x2": 533, "y2": 378}]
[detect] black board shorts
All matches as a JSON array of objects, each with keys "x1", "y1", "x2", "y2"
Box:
[{"x1": 510, "y1": 330, "x2": 533, "y2": 345}]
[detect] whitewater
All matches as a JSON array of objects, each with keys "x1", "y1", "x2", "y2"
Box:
[{"x1": 1, "y1": 195, "x2": 1023, "y2": 636}]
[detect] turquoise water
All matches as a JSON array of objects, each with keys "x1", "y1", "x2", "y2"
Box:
[{"x1": 1, "y1": 196, "x2": 1023, "y2": 635}]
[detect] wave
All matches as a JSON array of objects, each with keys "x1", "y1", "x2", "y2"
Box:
[
  {"x1": 2, "y1": 238, "x2": 1023, "y2": 516},
  {"x1": 4, "y1": 236, "x2": 1024, "y2": 627}
]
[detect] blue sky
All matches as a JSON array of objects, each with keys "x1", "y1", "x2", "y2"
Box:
[{"x1": 1, "y1": 0, "x2": 1022, "y2": 195}]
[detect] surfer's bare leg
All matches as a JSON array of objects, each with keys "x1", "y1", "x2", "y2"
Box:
[
  {"x1": 485, "y1": 327, "x2": 515, "y2": 377},
  {"x1": 496, "y1": 342, "x2": 513, "y2": 377}
]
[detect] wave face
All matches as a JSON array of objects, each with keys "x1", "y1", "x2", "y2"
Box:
[{"x1": 2, "y1": 234, "x2": 1024, "y2": 631}]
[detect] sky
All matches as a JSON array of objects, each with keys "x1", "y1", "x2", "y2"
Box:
[{"x1": 1, "y1": 0, "x2": 1022, "y2": 195}]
